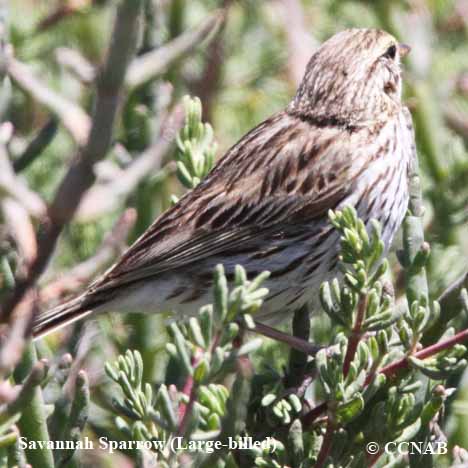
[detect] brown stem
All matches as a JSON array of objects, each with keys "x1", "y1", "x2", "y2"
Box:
[
  {"x1": 177, "y1": 349, "x2": 202, "y2": 437},
  {"x1": 252, "y1": 321, "x2": 320, "y2": 355},
  {"x1": 1, "y1": 0, "x2": 143, "y2": 323},
  {"x1": 369, "y1": 327, "x2": 468, "y2": 384},
  {"x1": 368, "y1": 450, "x2": 383, "y2": 467},
  {"x1": 301, "y1": 401, "x2": 327, "y2": 427},
  {"x1": 343, "y1": 295, "x2": 367, "y2": 377},
  {"x1": 315, "y1": 418, "x2": 335, "y2": 468},
  {"x1": 302, "y1": 327, "x2": 468, "y2": 428}
]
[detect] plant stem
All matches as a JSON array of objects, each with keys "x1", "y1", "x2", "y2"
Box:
[
  {"x1": 286, "y1": 305, "x2": 310, "y2": 387},
  {"x1": 315, "y1": 418, "x2": 335, "y2": 468},
  {"x1": 177, "y1": 349, "x2": 202, "y2": 437},
  {"x1": 342, "y1": 295, "x2": 367, "y2": 377},
  {"x1": 303, "y1": 327, "x2": 468, "y2": 427},
  {"x1": 2, "y1": 0, "x2": 144, "y2": 322},
  {"x1": 371, "y1": 327, "x2": 468, "y2": 383}
]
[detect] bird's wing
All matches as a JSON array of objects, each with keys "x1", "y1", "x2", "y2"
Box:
[{"x1": 90, "y1": 112, "x2": 357, "y2": 292}]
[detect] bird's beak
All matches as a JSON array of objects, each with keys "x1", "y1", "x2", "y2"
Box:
[{"x1": 398, "y1": 43, "x2": 411, "y2": 58}]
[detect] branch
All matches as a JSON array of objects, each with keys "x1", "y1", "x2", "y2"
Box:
[
  {"x1": 13, "y1": 117, "x2": 58, "y2": 173},
  {"x1": 342, "y1": 295, "x2": 367, "y2": 378},
  {"x1": 0, "y1": 126, "x2": 38, "y2": 265},
  {"x1": 189, "y1": 0, "x2": 233, "y2": 122},
  {"x1": 437, "y1": 271, "x2": 468, "y2": 315},
  {"x1": 55, "y1": 47, "x2": 95, "y2": 84},
  {"x1": 36, "y1": 1, "x2": 91, "y2": 32},
  {"x1": 0, "y1": 129, "x2": 46, "y2": 218},
  {"x1": 125, "y1": 10, "x2": 224, "y2": 91},
  {"x1": 315, "y1": 418, "x2": 335, "y2": 468},
  {"x1": 75, "y1": 103, "x2": 184, "y2": 221},
  {"x1": 252, "y1": 321, "x2": 320, "y2": 355},
  {"x1": 286, "y1": 305, "x2": 311, "y2": 387},
  {"x1": 369, "y1": 327, "x2": 468, "y2": 383},
  {"x1": 302, "y1": 327, "x2": 468, "y2": 428},
  {"x1": 39, "y1": 208, "x2": 136, "y2": 304},
  {"x1": 6, "y1": 58, "x2": 90, "y2": 146},
  {"x1": 0, "y1": 290, "x2": 37, "y2": 374},
  {"x1": 444, "y1": 105, "x2": 468, "y2": 144},
  {"x1": 1, "y1": 0, "x2": 144, "y2": 322},
  {"x1": 276, "y1": 0, "x2": 318, "y2": 87}
]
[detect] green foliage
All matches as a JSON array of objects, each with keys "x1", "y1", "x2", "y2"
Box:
[
  {"x1": 175, "y1": 95, "x2": 217, "y2": 191},
  {"x1": 104, "y1": 264, "x2": 269, "y2": 466}
]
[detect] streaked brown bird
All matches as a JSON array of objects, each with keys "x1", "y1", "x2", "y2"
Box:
[{"x1": 33, "y1": 28, "x2": 415, "y2": 338}]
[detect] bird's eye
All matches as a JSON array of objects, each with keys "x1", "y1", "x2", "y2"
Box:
[{"x1": 383, "y1": 44, "x2": 397, "y2": 60}]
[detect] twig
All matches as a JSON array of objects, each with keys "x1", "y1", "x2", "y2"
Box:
[
  {"x1": 39, "y1": 208, "x2": 137, "y2": 304},
  {"x1": 0, "y1": 132, "x2": 46, "y2": 218},
  {"x1": 342, "y1": 295, "x2": 367, "y2": 378},
  {"x1": 177, "y1": 349, "x2": 202, "y2": 438},
  {"x1": 1, "y1": 199, "x2": 37, "y2": 266},
  {"x1": 1, "y1": 0, "x2": 144, "y2": 323},
  {"x1": 315, "y1": 418, "x2": 335, "y2": 468},
  {"x1": 0, "y1": 290, "x2": 37, "y2": 374},
  {"x1": 370, "y1": 327, "x2": 468, "y2": 383},
  {"x1": 286, "y1": 305, "x2": 311, "y2": 387},
  {"x1": 55, "y1": 47, "x2": 95, "y2": 84},
  {"x1": 75, "y1": 103, "x2": 184, "y2": 221},
  {"x1": 36, "y1": 1, "x2": 91, "y2": 32},
  {"x1": 7, "y1": 58, "x2": 90, "y2": 146},
  {"x1": 13, "y1": 118, "x2": 58, "y2": 173},
  {"x1": 126, "y1": 10, "x2": 224, "y2": 91},
  {"x1": 444, "y1": 105, "x2": 468, "y2": 144},
  {"x1": 302, "y1": 327, "x2": 468, "y2": 428},
  {"x1": 252, "y1": 320, "x2": 320, "y2": 355},
  {"x1": 301, "y1": 401, "x2": 327, "y2": 427},
  {"x1": 190, "y1": 1, "x2": 233, "y2": 122},
  {"x1": 276, "y1": 0, "x2": 318, "y2": 87},
  {"x1": 437, "y1": 271, "x2": 468, "y2": 318}
]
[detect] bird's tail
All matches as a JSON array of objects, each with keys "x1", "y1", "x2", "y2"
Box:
[{"x1": 32, "y1": 295, "x2": 93, "y2": 339}]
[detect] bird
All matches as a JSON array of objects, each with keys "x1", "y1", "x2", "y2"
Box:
[{"x1": 32, "y1": 28, "x2": 415, "y2": 339}]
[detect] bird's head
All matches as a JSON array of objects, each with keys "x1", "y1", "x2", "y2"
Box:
[{"x1": 289, "y1": 28, "x2": 410, "y2": 126}]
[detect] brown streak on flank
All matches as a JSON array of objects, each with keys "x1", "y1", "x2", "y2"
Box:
[
  {"x1": 328, "y1": 257, "x2": 339, "y2": 273},
  {"x1": 267, "y1": 289, "x2": 288, "y2": 300},
  {"x1": 372, "y1": 137, "x2": 391, "y2": 162},
  {"x1": 285, "y1": 294, "x2": 302, "y2": 307},
  {"x1": 312, "y1": 227, "x2": 334, "y2": 248},
  {"x1": 166, "y1": 285, "x2": 186, "y2": 301},
  {"x1": 181, "y1": 287, "x2": 205, "y2": 304},
  {"x1": 377, "y1": 167, "x2": 397, "y2": 213},
  {"x1": 269, "y1": 252, "x2": 309, "y2": 278},
  {"x1": 304, "y1": 256, "x2": 325, "y2": 277}
]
